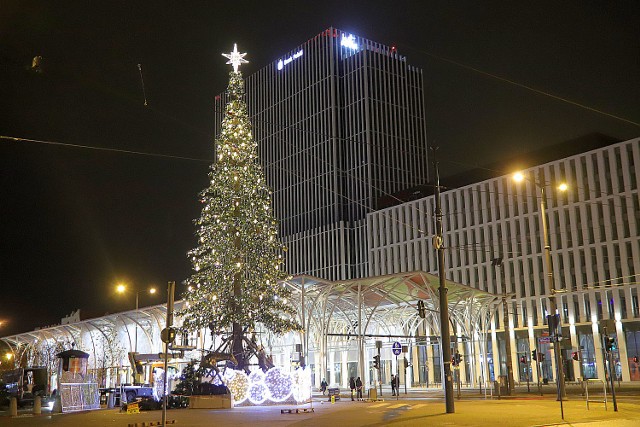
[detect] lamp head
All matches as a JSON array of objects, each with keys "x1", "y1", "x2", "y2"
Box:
[{"x1": 513, "y1": 172, "x2": 525, "y2": 183}]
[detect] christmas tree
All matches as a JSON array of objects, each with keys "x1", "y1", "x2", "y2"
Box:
[{"x1": 179, "y1": 45, "x2": 301, "y2": 371}]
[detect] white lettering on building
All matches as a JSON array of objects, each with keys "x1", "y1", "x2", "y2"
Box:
[
  {"x1": 341, "y1": 34, "x2": 358, "y2": 50},
  {"x1": 277, "y1": 50, "x2": 304, "y2": 70}
]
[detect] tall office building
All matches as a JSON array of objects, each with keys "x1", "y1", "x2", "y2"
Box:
[
  {"x1": 368, "y1": 137, "x2": 640, "y2": 384},
  {"x1": 215, "y1": 28, "x2": 429, "y2": 281}
]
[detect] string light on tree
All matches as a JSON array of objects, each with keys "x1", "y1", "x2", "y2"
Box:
[{"x1": 177, "y1": 44, "x2": 301, "y2": 371}]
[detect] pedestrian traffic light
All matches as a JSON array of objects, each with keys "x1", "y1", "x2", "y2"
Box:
[
  {"x1": 417, "y1": 300, "x2": 426, "y2": 318},
  {"x1": 519, "y1": 356, "x2": 526, "y2": 364},
  {"x1": 532, "y1": 349, "x2": 537, "y2": 361},
  {"x1": 540, "y1": 353, "x2": 545, "y2": 362},
  {"x1": 604, "y1": 336, "x2": 616, "y2": 352},
  {"x1": 454, "y1": 352, "x2": 461, "y2": 366},
  {"x1": 634, "y1": 356, "x2": 638, "y2": 364},
  {"x1": 451, "y1": 356, "x2": 457, "y2": 366},
  {"x1": 404, "y1": 357, "x2": 409, "y2": 368},
  {"x1": 572, "y1": 351, "x2": 579, "y2": 361},
  {"x1": 373, "y1": 354, "x2": 380, "y2": 369}
]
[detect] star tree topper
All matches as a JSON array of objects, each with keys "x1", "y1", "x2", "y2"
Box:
[{"x1": 222, "y1": 43, "x2": 249, "y2": 72}]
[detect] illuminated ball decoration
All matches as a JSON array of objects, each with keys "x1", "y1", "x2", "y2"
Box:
[
  {"x1": 225, "y1": 369, "x2": 249, "y2": 404},
  {"x1": 264, "y1": 367, "x2": 292, "y2": 402},
  {"x1": 248, "y1": 381, "x2": 268, "y2": 405},
  {"x1": 291, "y1": 367, "x2": 312, "y2": 403}
]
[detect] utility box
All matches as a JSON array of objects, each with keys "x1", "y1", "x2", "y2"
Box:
[{"x1": 368, "y1": 387, "x2": 377, "y2": 401}]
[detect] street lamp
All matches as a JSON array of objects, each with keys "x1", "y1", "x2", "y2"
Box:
[
  {"x1": 514, "y1": 170, "x2": 567, "y2": 401},
  {"x1": 116, "y1": 283, "x2": 158, "y2": 353},
  {"x1": 115, "y1": 283, "x2": 158, "y2": 311}
]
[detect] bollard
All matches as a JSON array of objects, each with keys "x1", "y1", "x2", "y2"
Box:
[
  {"x1": 331, "y1": 395, "x2": 335, "y2": 404},
  {"x1": 9, "y1": 397, "x2": 18, "y2": 416},
  {"x1": 52, "y1": 394, "x2": 63, "y2": 413},
  {"x1": 107, "y1": 392, "x2": 115, "y2": 409},
  {"x1": 33, "y1": 395, "x2": 42, "y2": 414}
]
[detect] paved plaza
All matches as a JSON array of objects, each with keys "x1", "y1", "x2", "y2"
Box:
[{"x1": 2, "y1": 385, "x2": 640, "y2": 427}]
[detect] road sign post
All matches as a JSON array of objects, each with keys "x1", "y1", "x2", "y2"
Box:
[{"x1": 392, "y1": 342, "x2": 401, "y2": 401}]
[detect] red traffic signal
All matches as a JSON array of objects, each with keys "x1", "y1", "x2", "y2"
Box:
[
  {"x1": 572, "y1": 352, "x2": 579, "y2": 361},
  {"x1": 519, "y1": 356, "x2": 526, "y2": 364}
]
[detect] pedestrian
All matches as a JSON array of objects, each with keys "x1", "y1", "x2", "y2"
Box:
[
  {"x1": 320, "y1": 378, "x2": 328, "y2": 395},
  {"x1": 394, "y1": 374, "x2": 400, "y2": 395},
  {"x1": 349, "y1": 376, "x2": 356, "y2": 400},
  {"x1": 390, "y1": 374, "x2": 396, "y2": 396},
  {"x1": 355, "y1": 377, "x2": 363, "y2": 400}
]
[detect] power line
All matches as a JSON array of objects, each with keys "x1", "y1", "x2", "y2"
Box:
[{"x1": 0, "y1": 135, "x2": 210, "y2": 163}]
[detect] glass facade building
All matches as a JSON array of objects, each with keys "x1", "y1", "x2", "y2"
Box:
[{"x1": 215, "y1": 28, "x2": 429, "y2": 281}]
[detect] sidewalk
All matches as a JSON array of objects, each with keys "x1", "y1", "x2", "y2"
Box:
[{"x1": 1, "y1": 395, "x2": 639, "y2": 426}]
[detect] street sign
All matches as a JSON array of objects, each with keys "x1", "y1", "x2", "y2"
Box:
[
  {"x1": 161, "y1": 327, "x2": 176, "y2": 344},
  {"x1": 539, "y1": 336, "x2": 551, "y2": 344},
  {"x1": 392, "y1": 341, "x2": 402, "y2": 356}
]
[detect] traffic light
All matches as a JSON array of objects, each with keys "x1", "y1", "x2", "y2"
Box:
[
  {"x1": 417, "y1": 300, "x2": 426, "y2": 318},
  {"x1": 519, "y1": 356, "x2": 526, "y2": 364},
  {"x1": 451, "y1": 356, "x2": 457, "y2": 366},
  {"x1": 540, "y1": 353, "x2": 545, "y2": 362},
  {"x1": 532, "y1": 349, "x2": 537, "y2": 362},
  {"x1": 604, "y1": 336, "x2": 616, "y2": 352},
  {"x1": 454, "y1": 352, "x2": 461, "y2": 366},
  {"x1": 404, "y1": 357, "x2": 409, "y2": 368},
  {"x1": 373, "y1": 354, "x2": 380, "y2": 369},
  {"x1": 572, "y1": 351, "x2": 579, "y2": 361},
  {"x1": 547, "y1": 313, "x2": 561, "y2": 338},
  {"x1": 634, "y1": 356, "x2": 638, "y2": 364}
]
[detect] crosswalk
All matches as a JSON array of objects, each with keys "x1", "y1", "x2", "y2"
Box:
[{"x1": 366, "y1": 402, "x2": 427, "y2": 410}]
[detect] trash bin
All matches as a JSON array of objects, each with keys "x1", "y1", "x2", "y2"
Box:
[{"x1": 327, "y1": 387, "x2": 340, "y2": 401}]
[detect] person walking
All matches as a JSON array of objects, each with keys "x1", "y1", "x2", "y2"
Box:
[
  {"x1": 349, "y1": 376, "x2": 356, "y2": 401},
  {"x1": 320, "y1": 378, "x2": 328, "y2": 395},
  {"x1": 390, "y1": 374, "x2": 396, "y2": 396},
  {"x1": 394, "y1": 374, "x2": 400, "y2": 396},
  {"x1": 355, "y1": 377, "x2": 363, "y2": 401}
]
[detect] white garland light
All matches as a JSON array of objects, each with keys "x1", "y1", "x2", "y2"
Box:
[
  {"x1": 264, "y1": 367, "x2": 292, "y2": 402},
  {"x1": 223, "y1": 366, "x2": 311, "y2": 406}
]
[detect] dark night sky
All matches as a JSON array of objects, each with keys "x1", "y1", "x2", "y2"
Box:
[{"x1": 1, "y1": 1, "x2": 638, "y2": 337}]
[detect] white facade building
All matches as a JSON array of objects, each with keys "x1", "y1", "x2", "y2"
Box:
[{"x1": 367, "y1": 137, "x2": 640, "y2": 383}]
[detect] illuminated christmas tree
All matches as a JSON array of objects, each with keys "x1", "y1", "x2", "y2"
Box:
[{"x1": 179, "y1": 45, "x2": 300, "y2": 371}]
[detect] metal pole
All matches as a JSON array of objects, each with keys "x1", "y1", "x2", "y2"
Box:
[
  {"x1": 603, "y1": 328, "x2": 618, "y2": 412},
  {"x1": 396, "y1": 354, "x2": 399, "y2": 400},
  {"x1": 134, "y1": 291, "x2": 139, "y2": 355},
  {"x1": 433, "y1": 149, "x2": 454, "y2": 413},
  {"x1": 538, "y1": 172, "x2": 566, "y2": 402},
  {"x1": 378, "y1": 347, "x2": 382, "y2": 397},
  {"x1": 162, "y1": 281, "x2": 175, "y2": 427},
  {"x1": 502, "y1": 292, "x2": 514, "y2": 395}
]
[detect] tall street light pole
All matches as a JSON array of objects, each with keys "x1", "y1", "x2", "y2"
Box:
[
  {"x1": 433, "y1": 148, "x2": 454, "y2": 413},
  {"x1": 514, "y1": 171, "x2": 566, "y2": 402}
]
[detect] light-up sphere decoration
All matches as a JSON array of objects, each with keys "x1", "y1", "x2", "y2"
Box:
[
  {"x1": 248, "y1": 381, "x2": 268, "y2": 405},
  {"x1": 222, "y1": 366, "x2": 311, "y2": 406},
  {"x1": 225, "y1": 369, "x2": 249, "y2": 404},
  {"x1": 264, "y1": 367, "x2": 292, "y2": 402},
  {"x1": 291, "y1": 366, "x2": 312, "y2": 402}
]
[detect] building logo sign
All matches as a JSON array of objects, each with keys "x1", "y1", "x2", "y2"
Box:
[
  {"x1": 277, "y1": 50, "x2": 303, "y2": 70},
  {"x1": 341, "y1": 33, "x2": 358, "y2": 50}
]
